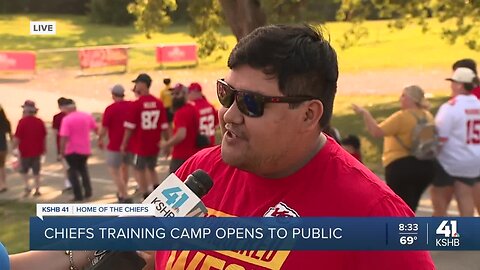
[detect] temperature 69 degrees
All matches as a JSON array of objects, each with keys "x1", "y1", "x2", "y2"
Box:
[{"x1": 398, "y1": 223, "x2": 419, "y2": 245}]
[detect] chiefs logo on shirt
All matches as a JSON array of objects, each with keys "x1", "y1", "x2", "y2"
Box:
[{"x1": 263, "y1": 202, "x2": 300, "y2": 217}]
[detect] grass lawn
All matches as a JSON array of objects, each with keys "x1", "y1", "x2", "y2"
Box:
[
  {"x1": 0, "y1": 200, "x2": 35, "y2": 254},
  {"x1": 1, "y1": 14, "x2": 480, "y2": 71}
]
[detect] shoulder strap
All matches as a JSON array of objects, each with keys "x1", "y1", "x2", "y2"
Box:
[
  {"x1": 393, "y1": 110, "x2": 423, "y2": 152},
  {"x1": 409, "y1": 110, "x2": 426, "y2": 122},
  {"x1": 394, "y1": 134, "x2": 410, "y2": 152}
]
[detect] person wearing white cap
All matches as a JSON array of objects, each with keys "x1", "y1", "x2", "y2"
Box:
[
  {"x1": 431, "y1": 67, "x2": 480, "y2": 216},
  {"x1": 452, "y1": 58, "x2": 480, "y2": 98},
  {"x1": 352, "y1": 85, "x2": 435, "y2": 212},
  {"x1": 98, "y1": 84, "x2": 133, "y2": 203}
]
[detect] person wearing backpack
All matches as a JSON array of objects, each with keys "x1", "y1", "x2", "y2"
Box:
[
  {"x1": 433, "y1": 67, "x2": 480, "y2": 217},
  {"x1": 352, "y1": 85, "x2": 435, "y2": 212}
]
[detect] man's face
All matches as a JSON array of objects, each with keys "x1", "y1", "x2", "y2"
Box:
[
  {"x1": 450, "y1": 81, "x2": 463, "y2": 96},
  {"x1": 219, "y1": 65, "x2": 306, "y2": 176},
  {"x1": 134, "y1": 82, "x2": 148, "y2": 96},
  {"x1": 172, "y1": 89, "x2": 186, "y2": 108}
]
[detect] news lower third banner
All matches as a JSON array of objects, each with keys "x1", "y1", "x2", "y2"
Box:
[{"x1": 30, "y1": 216, "x2": 479, "y2": 251}]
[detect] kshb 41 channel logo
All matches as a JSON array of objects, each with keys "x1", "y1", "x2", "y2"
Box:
[{"x1": 435, "y1": 220, "x2": 460, "y2": 247}]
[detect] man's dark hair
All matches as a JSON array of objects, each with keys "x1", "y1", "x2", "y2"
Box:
[
  {"x1": 163, "y1": 78, "x2": 171, "y2": 85},
  {"x1": 453, "y1": 58, "x2": 477, "y2": 74},
  {"x1": 452, "y1": 59, "x2": 479, "y2": 87},
  {"x1": 57, "y1": 97, "x2": 68, "y2": 106},
  {"x1": 227, "y1": 24, "x2": 339, "y2": 127},
  {"x1": 341, "y1": 135, "x2": 361, "y2": 151}
]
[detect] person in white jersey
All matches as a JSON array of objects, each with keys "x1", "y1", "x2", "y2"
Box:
[{"x1": 432, "y1": 67, "x2": 480, "y2": 216}]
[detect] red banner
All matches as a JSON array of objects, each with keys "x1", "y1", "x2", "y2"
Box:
[
  {"x1": 78, "y1": 47, "x2": 128, "y2": 69},
  {"x1": 0, "y1": 51, "x2": 36, "y2": 71},
  {"x1": 156, "y1": 44, "x2": 197, "y2": 64}
]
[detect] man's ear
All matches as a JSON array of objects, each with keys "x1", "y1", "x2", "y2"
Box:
[{"x1": 302, "y1": 100, "x2": 323, "y2": 131}]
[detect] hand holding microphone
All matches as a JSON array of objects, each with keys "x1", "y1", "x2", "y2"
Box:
[{"x1": 87, "y1": 170, "x2": 214, "y2": 270}]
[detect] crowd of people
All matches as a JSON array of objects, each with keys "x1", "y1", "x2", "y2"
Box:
[
  {"x1": 352, "y1": 58, "x2": 480, "y2": 217},
  {"x1": 0, "y1": 74, "x2": 218, "y2": 203},
  {"x1": 6, "y1": 23, "x2": 438, "y2": 270}
]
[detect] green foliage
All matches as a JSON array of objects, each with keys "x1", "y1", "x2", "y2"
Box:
[
  {"x1": 127, "y1": 0, "x2": 177, "y2": 38},
  {"x1": 187, "y1": 0, "x2": 228, "y2": 58},
  {"x1": 0, "y1": 0, "x2": 88, "y2": 14},
  {"x1": 89, "y1": 0, "x2": 135, "y2": 25},
  {"x1": 0, "y1": 201, "x2": 35, "y2": 253},
  {"x1": 338, "y1": 0, "x2": 480, "y2": 50},
  {"x1": 262, "y1": 0, "x2": 304, "y2": 23},
  {"x1": 3, "y1": 15, "x2": 480, "y2": 71}
]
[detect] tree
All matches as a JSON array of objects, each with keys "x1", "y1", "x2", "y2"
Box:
[
  {"x1": 128, "y1": 0, "x2": 480, "y2": 57},
  {"x1": 338, "y1": 0, "x2": 480, "y2": 50},
  {"x1": 127, "y1": 0, "x2": 177, "y2": 38}
]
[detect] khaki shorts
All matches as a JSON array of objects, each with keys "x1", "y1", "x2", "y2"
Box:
[{"x1": 106, "y1": 151, "x2": 131, "y2": 168}]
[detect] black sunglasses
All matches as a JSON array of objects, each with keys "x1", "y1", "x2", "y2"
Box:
[{"x1": 216, "y1": 79, "x2": 317, "y2": 117}]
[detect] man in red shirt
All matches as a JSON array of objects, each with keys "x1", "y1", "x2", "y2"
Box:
[
  {"x1": 161, "y1": 83, "x2": 200, "y2": 173},
  {"x1": 98, "y1": 85, "x2": 132, "y2": 203},
  {"x1": 12, "y1": 100, "x2": 46, "y2": 197},
  {"x1": 52, "y1": 97, "x2": 71, "y2": 193},
  {"x1": 155, "y1": 25, "x2": 435, "y2": 269},
  {"x1": 188, "y1": 82, "x2": 219, "y2": 146},
  {"x1": 121, "y1": 73, "x2": 169, "y2": 199}
]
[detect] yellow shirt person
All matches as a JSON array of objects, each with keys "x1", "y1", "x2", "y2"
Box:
[{"x1": 160, "y1": 78, "x2": 172, "y2": 109}]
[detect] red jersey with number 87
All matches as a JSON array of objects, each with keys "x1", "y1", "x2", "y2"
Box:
[{"x1": 124, "y1": 94, "x2": 168, "y2": 156}]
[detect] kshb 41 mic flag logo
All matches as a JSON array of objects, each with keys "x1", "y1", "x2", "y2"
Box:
[
  {"x1": 30, "y1": 21, "x2": 56, "y2": 35},
  {"x1": 142, "y1": 173, "x2": 208, "y2": 217}
]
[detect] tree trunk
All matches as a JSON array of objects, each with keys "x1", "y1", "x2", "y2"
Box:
[{"x1": 219, "y1": 0, "x2": 267, "y2": 41}]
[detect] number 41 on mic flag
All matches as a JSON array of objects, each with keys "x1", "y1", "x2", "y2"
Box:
[{"x1": 142, "y1": 173, "x2": 208, "y2": 217}]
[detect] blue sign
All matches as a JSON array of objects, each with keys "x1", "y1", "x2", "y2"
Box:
[{"x1": 29, "y1": 217, "x2": 480, "y2": 251}]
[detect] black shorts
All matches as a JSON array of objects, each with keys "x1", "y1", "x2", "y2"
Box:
[
  {"x1": 433, "y1": 161, "x2": 480, "y2": 187},
  {"x1": 20, "y1": 156, "x2": 41, "y2": 175},
  {"x1": 0, "y1": 151, "x2": 5, "y2": 168},
  {"x1": 131, "y1": 154, "x2": 157, "y2": 170}
]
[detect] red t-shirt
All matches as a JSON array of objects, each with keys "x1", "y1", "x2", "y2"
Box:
[
  {"x1": 125, "y1": 95, "x2": 168, "y2": 156},
  {"x1": 52, "y1": 111, "x2": 66, "y2": 153},
  {"x1": 155, "y1": 137, "x2": 435, "y2": 270},
  {"x1": 172, "y1": 103, "x2": 201, "y2": 160},
  {"x1": 471, "y1": 86, "x2": 480, "y2": 100},
  {"x1": 191, "y1": 98, "x2": 218, "y2": 146},
  {"x1": 15, "y1": 116, "x2": 46, "y2": 158},
  {"x1": 102, "y1": 100, "x2": 132, "y2": 151}
]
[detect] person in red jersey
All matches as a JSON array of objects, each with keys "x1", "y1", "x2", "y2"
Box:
[
  {"x1": 98, "y1": 84, "x2": 133, "y2": 203},
  {"x1": 12, "y1": 100, "x2": 47, "y2": 197},
  {"x1": 341, "y1": 134, "x2": 362, "y2": 162},
  {"x1": 52, "y1": 97, "x2": 72, "y2": 193},
  {"x1": 121, "y1": 73, "x2": 169, "y2": 199},
  {"x1": 155, "y1": 25, "x2": 435, "y2": 270},
  {"x1": 188, "y1": 82, "x2": 219, "y2": 146},
  {"x1": 161, "y1": 83, "x2": 201, "y2": 173}
]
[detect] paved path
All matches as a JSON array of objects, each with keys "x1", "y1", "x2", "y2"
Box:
[{"x1": 0, "y1": 67, "x2": 478, "y2": 269}]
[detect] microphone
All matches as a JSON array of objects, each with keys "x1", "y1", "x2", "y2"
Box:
[
  {"x1": 184, "y1": 170, "x2": 213, "y2": 199},
  {"x1": 87, "y1": 170, "x2": 214, "y2": 270},
  {"x1": 143, "y1": 169, "x2": 214, "y2": 217}
]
